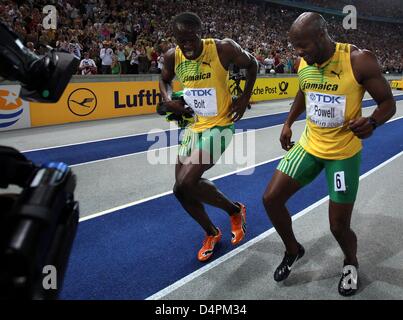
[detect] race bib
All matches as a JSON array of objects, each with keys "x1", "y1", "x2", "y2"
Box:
[
  {"x1": 334, "y1": 171, "x2": 346, "y2": 192},
  {"x1": 183, "y1": 88, "x2": 218, "y2": 117},
  {"x1": 306, "y1": 92, "x2": 346, "y2": 128}
]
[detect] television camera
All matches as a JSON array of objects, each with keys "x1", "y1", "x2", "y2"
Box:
[{"x1": 0, "y1": 21, "x2": 80, "y2": 299}]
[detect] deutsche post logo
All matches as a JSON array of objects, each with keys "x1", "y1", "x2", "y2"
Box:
[
  {"x1": 0, "y1": 89, "x2": 23, "y2": 128},
  {"x1": 278, "y1": 81, "x2": 289, "y2": 95},
  {"x1": 67, "y1": 88, "x2": 97, "y2": 116}
]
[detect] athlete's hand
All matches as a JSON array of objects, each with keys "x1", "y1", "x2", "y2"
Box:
[
  {"x1": 349, "y1": 117, "x2": 374, "y2": 139},
  {"x1": 228, "y1": 96, "x2": 249, "y2": 122},
  {"x1": 160, "y1": 100, "x2": 187, "y2": 115},
  {"x1": 280, "y1": 124, "x2": 294, "y2": 151}
]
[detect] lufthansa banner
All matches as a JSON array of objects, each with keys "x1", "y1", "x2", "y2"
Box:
[
  {"x1": 5, "y1": 77, "x2": 300, "y2": 130},
  {"x1": 30, "y1": 81, "x2": 182, "y2": 127}
]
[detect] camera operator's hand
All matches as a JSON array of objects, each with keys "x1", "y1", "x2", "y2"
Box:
[{"x1": 227, "y1": 95, "x2": 249, "y2": 122}]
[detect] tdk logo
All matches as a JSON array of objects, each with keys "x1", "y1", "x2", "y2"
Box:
[
  {"x1": 311, "y1": 93, "x2": 342, "y2": 104},
  {"x1": 188, "y1": 89, "x2": 213, "y2": 96},
  {"x1": 309, "y1": 93, "x2": 316, "y2": 101}
]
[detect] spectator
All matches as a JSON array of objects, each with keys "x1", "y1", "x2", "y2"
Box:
[
  {"x1": 138, "y1": 45, "x2": 149, "y2": 74},
  {"x1": 145, "y1": 41, "x2": 153, "y2": 72},
  {"x1": 100, "y1": 40, "x2": 113, "y2": 74},
  {"x1": 125, "y1": 41, "x2": 134, "y2": 74},
  {"x1": 56, "y1": 36, "x2": 70, "y2": 53},
  {"x1": 116, "y1": 43, "x2": 127, "y2": 74},
  {"x1": 264, "y1": 55, "x2": 275, "y2": 74},
  {"x1": 69, "y1": 37, "x2": 83, "y2": 59},
  {"x1": 1, "y1": 0, "x2": 399, "y2": 75},
  {"x1": 79, "y1": 52, "x2": 97, "y2": 75},
  {"x1": 26, "y1": 42, "x2": 37, "y2": 54},
  {"x1": 129, "y1": 46, "x2": 140, "y2": 74},
  {"x1": 149, "y1": 60, "x2": 160, "y2": 74},
  {"x1": 111, "y1": 55, "x2": 121, "y2": 75}
]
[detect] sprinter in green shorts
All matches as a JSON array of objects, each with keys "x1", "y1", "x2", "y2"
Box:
[
  {"x1": 159, "y1": 12, "x2": 257, "y2": 262},
  {"x1": 262, "y1": 12, "x2": 396, "y2": 296}
]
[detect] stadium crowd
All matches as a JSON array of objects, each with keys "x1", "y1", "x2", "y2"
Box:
[
  {"x1": 291, "y1": 0, "x2": 403, "y2": 19},
  {"x1": 0, "y1": 0, "x2": 401, "y2": 75}
]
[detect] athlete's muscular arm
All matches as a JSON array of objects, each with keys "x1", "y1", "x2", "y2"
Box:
[
  {"x1": 349, "y1": 47, "x2": 396, "y2": 139},
  {"x1": 158, "y1": 48, "x2": 187, "y2": 114},
  {"x1": 280, "y1": 88, "x2": 305, "y2": 151},
  {"x1": 216, "y1": 39, "x2": 258, "y2": 122},
  {"x1": 294, "y1": 57, "x2": 301, "y2": 72}
]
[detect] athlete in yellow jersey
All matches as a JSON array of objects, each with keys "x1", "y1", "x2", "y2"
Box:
[
  {"x1": 262, "y1": 12, "x2": 396, "y2": 296},
  {"x1": 159, "y1": 12, "x2": 257, "y2": 262}
]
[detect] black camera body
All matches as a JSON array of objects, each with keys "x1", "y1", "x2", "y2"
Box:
[
  {"x1": 0, "y1": 21, "x2": 80, "y2": 299},
  {"x1": 229, "y1": 72, "x2": 251, "y2": 110},
  {"x1": 229, "y1": 73, "x2": 246, "y2": 82},
  {"x1": 0, "y1": 22, "x2": 79, "y2": 102},
  {"x1": 0, "y1": 147, "x2": 79, "y2": 300}
]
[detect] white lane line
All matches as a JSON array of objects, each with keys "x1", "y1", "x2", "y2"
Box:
[
  {"x1": 70, "y1": 123, "x2": 285, "y2": 167},
  {"x1": 79, "y1": 114, "x2": 403, "y2": 220},
  {"x1": 71, "y1": 111, "x2": 403, "y2": 167},
  {"x1": 22, "y1": 95, "x2": 400, "y2": 153},
  {"x1": 20, "y1": 102, "x2": 292, "y2": 153},
  {"x1": 386, "y1": 115, "x2": 403, "y2": 123},
  {"x1": 71, "y1": 145, "x2": 178, "y2": 167},
  {"x1": 20, "y1": 128, "x2": 178, "y2": 153},
  {"x1": 146, "y1": 150, "x2": 403, "y2": 300},
  {"x1": 79, "y1": 190, "x2": 174, "y2": 222},
  {"x1": 146, "y1": 197, "x2": 330, "y2": 301},
  {"x1": 78, "y1": 155, "x2": 283, "y2": 222}
]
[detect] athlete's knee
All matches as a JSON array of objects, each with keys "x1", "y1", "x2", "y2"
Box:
[
  {"x1": 262, "y1": 191, "x2": 271, "y2": 208},
  {"x1": 173, "y1": 182, "x2": 183, "y2": 198},
  {"x1": 175, "y1": 175, "x2": 198, "y2": 194},
  {"x1": 262, "y1": 189, "x2": 284, "y2": 210}
]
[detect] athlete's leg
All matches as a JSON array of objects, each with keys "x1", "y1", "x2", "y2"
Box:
[
  {"x1": 263, "y1": 169, "x2": 309, "y2": 282},
  {"x1": 174, "y1": 156, "x2": 218, "y2": 236},
  {"x1": 198, "y1": 178, "x2": 241, "y2": 214},
  {"x1": 263, "y1": 144, "x2": 322, "y2": 255},
  {"x1": 173, "y1": 125, "x2": 242, "y2": 243},
  {"x1": 174, "y1": 151, "x2": 240, "y2": 233},
  {"x1": 178, "y1": 126, "x2": 240, "y2": 215},
  {"x1": 325, "y1": 152, "x2": 361, "y2": 267},
  {"x1": 264, "y1": 145, "x2": 326, "y2": 281},
  {"x1": 328, "y1": 201, "x2": 358, "y2": 266},
  {"x1": 262, "y1": 170, "x2": 301, "y2": 254}
]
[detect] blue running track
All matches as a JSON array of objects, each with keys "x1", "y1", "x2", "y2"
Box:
[
  {"x1": 23, "y1": 96, "x2": 403, "y2": 166},
  {"x1": 59, "y1": 114, "x2": 403, "y2": 299}
]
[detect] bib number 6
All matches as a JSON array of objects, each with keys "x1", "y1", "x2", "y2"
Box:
[{"x1": 334, "y1": 171, "x2": 346, "y2": 192}]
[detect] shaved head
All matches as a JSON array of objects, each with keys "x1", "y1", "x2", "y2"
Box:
[
  {"x1": 290, "y1": 12, "x2": 328, "y2": 39},
  {"x1": 288, "y1": 12, "x2": 334, "y2": 65}
]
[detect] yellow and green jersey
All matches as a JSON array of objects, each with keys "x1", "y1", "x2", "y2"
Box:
[
  {"x1": 298, "y1": 42, "x2": 365, "y2": 160},
  {"x1": 174, "y1": 38, "x2": 233, "y2": 132}
]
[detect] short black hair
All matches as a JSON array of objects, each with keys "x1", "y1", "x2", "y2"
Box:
[{"x1": 173, "y1": 12, "x2": 202, "y2": 30}]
